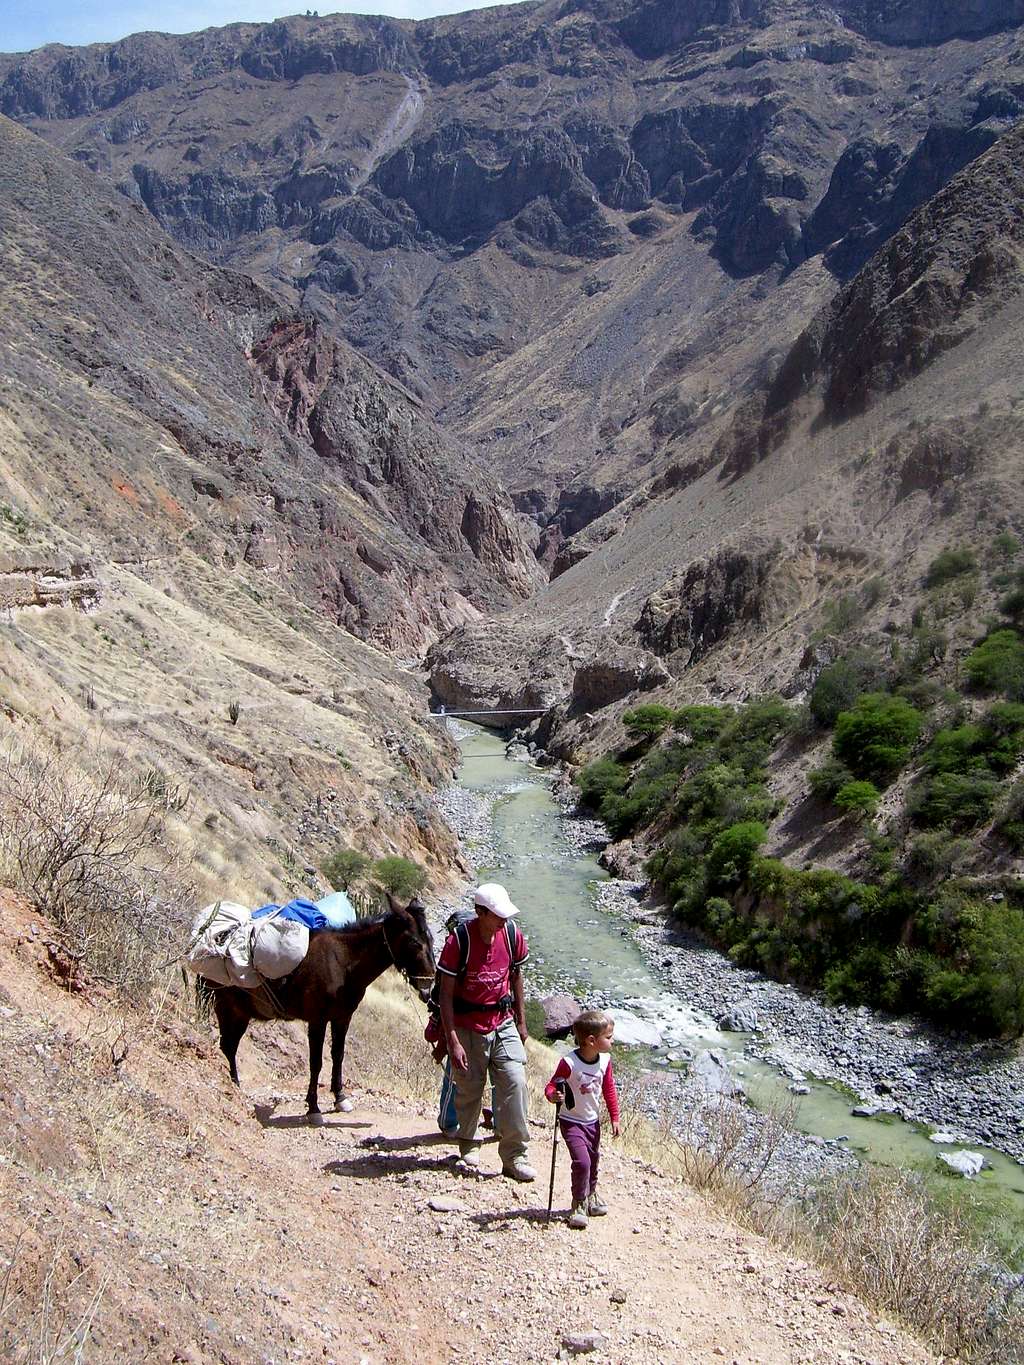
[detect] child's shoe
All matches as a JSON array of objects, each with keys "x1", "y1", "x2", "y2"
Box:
[
  {"x1": 567, "y1": 1201, "x2": 589, "y2": 1230},
  {"x1": 587, "y1": 1189, "x2": 608, "y2": 1216}
]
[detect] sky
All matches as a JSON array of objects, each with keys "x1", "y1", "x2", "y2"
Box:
[{"x1": 0, "y1": 2, "x2": 527, "y2": 54}]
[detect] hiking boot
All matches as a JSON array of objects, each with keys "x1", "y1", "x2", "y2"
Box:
[
  {"x1": 456, "y1": 1147, "x2": 481, "y2": 1172},
  {"x1": 587, "y1": 1189, "x2": 608, "y2": 1216},
  {"x1": 501, "y1": 1158, "x2": 536, "y2": 1183},
  {"x1": 567, "y1": 1201, "x2": 589, "y2": 1230},
  {"x1": 440, "y1": 1124, "x2": 459, "y2": 1139}
]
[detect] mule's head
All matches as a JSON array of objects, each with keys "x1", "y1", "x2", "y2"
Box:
[{"x1": 384, "y1": 895, "x2": 436, "y2": 1001}]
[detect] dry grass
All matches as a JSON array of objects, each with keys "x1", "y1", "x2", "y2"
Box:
[
  {"x1": 0, "y1": 727, "x2": 195, "y2": 998},
  {"x1": 0, "y1": 1221, "x2": 109, "y2": 1365},
  {"x1": 801, "y1": 1167, "x2": 1024, "y2": 1365},
  {"x1": 347, "y1": 990, "x2": 1023, "y2": 1364}
]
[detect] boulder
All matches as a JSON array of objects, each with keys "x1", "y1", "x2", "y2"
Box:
[
  {"x1": 540, "y1": 994, "x2": 582, "y2": 1040},
  {"x1": 938, "y1": 1150, "x2": 986, "y2": 1179},
  {"x1": 716, "y1": 1005, "x2": 759, "y2": 1033},
  {"x1": 611, "y1": 1010, "x2": 664, "y2": 1047},
  {"x1": 570, "y1": 649, "x2": 669, "y2": 713},
  {"x1": 691, "y1": 1047, "x2": 745, "y2": 1098}
]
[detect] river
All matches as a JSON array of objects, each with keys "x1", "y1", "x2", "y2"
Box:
[{"x1": 445, "y1": 721, "x2": 1024, "y2": 1262}]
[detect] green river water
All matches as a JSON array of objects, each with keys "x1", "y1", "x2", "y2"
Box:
[{"x1": 455, "y1": 723, "x2": 1024, "y2": 1258}]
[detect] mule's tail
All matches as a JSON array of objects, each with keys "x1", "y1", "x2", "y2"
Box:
[{"x1": 185, "y1": 967, "x2": 216, "y2": 1021}]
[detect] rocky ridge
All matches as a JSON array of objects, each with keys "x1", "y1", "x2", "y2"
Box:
[
  {"x1": 426, "y1": 113, "x2": 1024, "y2": 810},
  {"x1": 0, "y1": 110, "x2": 536, "y2": 897},
  {"x1": 6, "y1": 0, "x2": 1024, "y2": 542},
  {"x1": 1, "y1": 111, "x2": 536, "y2": 654}
]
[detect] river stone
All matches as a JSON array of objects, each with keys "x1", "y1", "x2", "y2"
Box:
[
  {"x1": 428, "y1": 1196, "x2": 467, "y2": 1213},
  {"x1": 560, "y1": 1331, "x2": 608, "y2": 1355},
  {"x1": 691, "y1": 1047, "x2": 745, "y2": 1097},
  {"x1": 612, "y1": 1010, "x2": 664, "y2": 1047},
  {"x1": 540, "y1": 994, "x2": 582, "y2": 1039},
  {"x1": 717, "y1": 1005, "x2": 759, "y2": 1033},
  {"x1": 938, "y1": 1150, "x2": 986, "y2": 1178},
  {"x1": 928, "y1": 1130, "x2": 962, "y2": 1145},
  {"x1": 851, "y1": 1104, "x2": 879, "y2": 1118}
]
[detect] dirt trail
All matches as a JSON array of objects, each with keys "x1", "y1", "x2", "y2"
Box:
[{"x1": 0, "y1": 894, "x2": 934, "y2": 1365}]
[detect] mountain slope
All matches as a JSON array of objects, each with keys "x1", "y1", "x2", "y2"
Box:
[
  {"x1": 0, "y1": 890, "x2": 937, "y2": 1365},
  {"x1": 4, "y1": 0, "x2": 1023, "y2": 548},
  {"x1": 428, "y1": 117, "x2": 1024, "y2": 749},
  {"x1": 0, "y1": 110, "x2": 535, "y2": 895}
]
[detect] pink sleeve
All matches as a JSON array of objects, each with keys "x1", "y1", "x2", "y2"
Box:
[
  {"x1": 544, "y1": 1057, "x2": 572, "y2": 1102},
  {"x1": 602, "y1": 1060, "x2": 620, "y2": 1125}
]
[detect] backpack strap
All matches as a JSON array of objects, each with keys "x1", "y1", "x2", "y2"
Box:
[
  {"x1": 504, "y1": 919, "x2": 520, "y2": 973},
  {"x1": 455, "y1": 920, "x2": 471, "y2": 976}
]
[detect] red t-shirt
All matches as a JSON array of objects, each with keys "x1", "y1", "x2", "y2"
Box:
[{"x1": 437, "y1": 918, "x2": 529, "y2": 1033}]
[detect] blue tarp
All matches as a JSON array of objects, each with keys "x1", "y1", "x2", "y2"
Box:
[{"x1": 252, "y1": 890, "x2": 357, "y2": 931}]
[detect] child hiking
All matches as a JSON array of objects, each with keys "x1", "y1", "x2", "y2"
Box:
[{"x1": 544, "y1": 1008, "x2": 620, "y2": 1229}]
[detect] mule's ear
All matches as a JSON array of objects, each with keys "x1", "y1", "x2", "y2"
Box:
[
  {"x1": 385, "y1": 891, "x2": 402, "y2": 914},
  {"x1": 407, "y1": 896, "x2": 428, "y2": 914}
]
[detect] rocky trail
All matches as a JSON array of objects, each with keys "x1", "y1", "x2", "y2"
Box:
[{"x1": 0, "y1": 892, "x2": 935, "y2": 1365}]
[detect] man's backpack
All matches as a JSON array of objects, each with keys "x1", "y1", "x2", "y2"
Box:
[{"x1": 425, "y1": 916, "x2": 520, "y2": 1047}]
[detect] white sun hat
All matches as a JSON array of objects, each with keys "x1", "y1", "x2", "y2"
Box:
[{"x1": 473, "y1": 882, "x2": 520, "y2": 919}]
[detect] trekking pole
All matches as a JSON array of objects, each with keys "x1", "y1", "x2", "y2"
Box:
[{"x1": 545, "y1": 1086, "x2": 563, "y2": 1227}]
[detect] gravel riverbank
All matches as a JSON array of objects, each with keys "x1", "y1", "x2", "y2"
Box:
[
  {"x1": 599, "y1": 874, "x2": 1024, "y2": 1166},
  {"x1": 431, "y1": 766, "x2": 857, "y2": 1188},
  {"x1": 433, "y1": 749, "x2": 1024, "y2": 1171}
]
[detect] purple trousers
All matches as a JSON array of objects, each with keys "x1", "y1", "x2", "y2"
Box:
[{"x1": 559, "y1": 1117, "x2": 601, "y2": 1203}]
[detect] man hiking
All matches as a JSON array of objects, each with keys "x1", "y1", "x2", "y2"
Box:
[{"x1": 437, "y1": 882, "x2": 535, "y2": 1181}]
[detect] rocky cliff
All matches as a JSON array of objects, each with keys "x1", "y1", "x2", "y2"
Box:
[
  {"x1": 0, "y1": 114, "x2": 536, "y2": 654},
  {"x1": 0, "y1": 111, "x2": 536, "y2": 896},
  {"x1": 5, "y1": 0, "x2": 1024, "y2": 543},
  {"x1": 426, "y1": 114, "x2": 1024, "y2": 806}
]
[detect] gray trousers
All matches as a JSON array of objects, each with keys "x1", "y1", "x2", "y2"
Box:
[{"x1": 454, "y1": 1016, "x2": 530, "y2": 1167}]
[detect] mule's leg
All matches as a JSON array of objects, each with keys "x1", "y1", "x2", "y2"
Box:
[
  {"x1": 306, "y1": 1017, "x2": 327, "y2": 1124},
  {"x1": 330, "y1": 1016, "x2": 354, "y2": 1112},
  {"x1": 214, "y1": 994, "x2": 249, "y2": 1088}
]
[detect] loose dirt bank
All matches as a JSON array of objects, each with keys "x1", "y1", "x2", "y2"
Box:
[{"x1": 0, "y1": 893, "x2": 934, "y2": 1365}]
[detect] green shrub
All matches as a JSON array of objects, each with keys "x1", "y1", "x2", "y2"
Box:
[
  {"x1": 819, "y1": 594, "x2": 860, "y2": 636},
  {"x1": 576, "y1": 757, "x2": 628, "y2": 809},
  {"x1": 673, "y1": 704, "x2": 733, "y2": 744},
  {"x1": 908, "y1": 624, "x2": 948, "y2": 671},
  {"x1": 622, "y1": 703, "x2": 677, "y2": 740},
  {"x1": 808, "y1": 757, "x2": 855, "y2": 800},
  {"x1": 718, "y1": 696, "x2": 793, "y2": 748},
  {"x1": 602, "y1": 771, "x2": 679, "y2": 838},
  {"x1": 706, "y1": 821, "x2": 767, "y2": 887},
  {"x1": 371, "y1": 855, "x2": 427, "y2": 900},
  {"x1": 990, "y1": 530, "x2": 1020, "y2": 563},
  {"x1": 895, "y1": 677, "x2": 945, "y2": 709},
  {"x1": 923, "y1": 724, "x2": 990, "y2": 775},
  {"x1": 808, "y1": 651, "x2": 885, "y2": 728},
  {"x1": 823, "y1": 946, "x2": 903, "y2": 1011},
  {"x1": 961, "y1": 901, "x2": 1024, "y2": 1035},
  {"x1": 964, "y1": 628, "x2": 1024, "y2": 697},
  {"x1": 925, "y1": 547, "x2": 977, "y2": 589},
  {"x1": 833, "y1": 693, "x2": 924, "y2": 784},
  {"x1": 925, "y1": 704, "x2": 1024, "y2": 778},
  {"x1": 1000, "y1": 587, "x2": 1024, "y2": 621},
  {"x1": 322, "y1": 847, "x2": 370, "y2": 890},
  {"x1": 834, "y1": 780, "x2": 880, "y2": 819},
  {"x1": 908, "y1": 770, "x2": 1000, "y2": 832},
  {"x1": 903, "y1": 831, "x2": 972, "y2": 886},
  {"x1": 992, "y1": 777, "x2": 1024, "y2": 852},
  {"x1": 861, "y1": 576, "x2": 887, "y2": 608}
]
